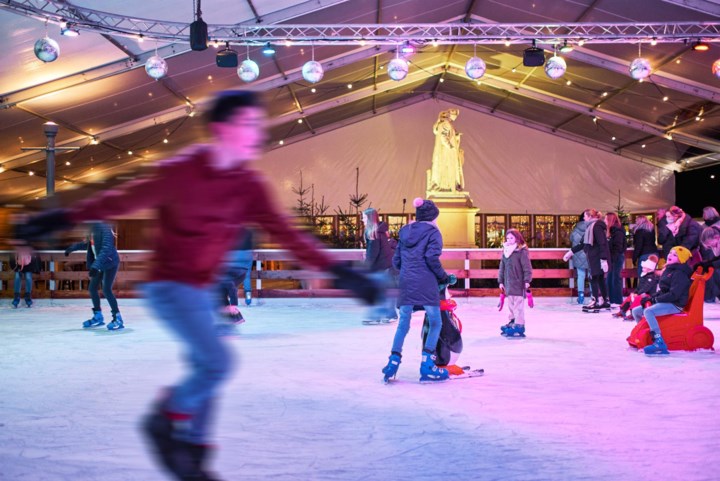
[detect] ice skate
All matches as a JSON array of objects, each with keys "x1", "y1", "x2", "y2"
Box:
[
  {"x1": 505, "y1": 323, "x2": 526, "y2": 338},
  {"x1": 244, "y1": 290, "x2": 252, "y2": 306},
  {"x1": 222, "y1": 305, "x2": 245, "y2": 325},
  {"x1": 107, "y1": 312, "x2": 125, "y2": 331},
  {"x1": 419, "y1": 350, "x2": 449, "y2": 383},
  {"x1": 25, "y1": 298, "x2": 33, "y2": 308},
  {"x1": 577, "y1": 293, "x2": 585, "y2": 305},
  {"x1": 500, "y1": 320, "x2": 515, "y2": 336},
  {"x1": 83, "y1": 310, "x2": 105, "y2": 328},
  {"x1": 11, "y1": 295, "x2": 20, "y2": 309},
  {"x1": 382, "y1": 353, "x2": 401, "y2": 383},
  {"x1": 643, "y1": 331, "x2": 669, "y2": 355},
  {"x1": 381, "y1": 315, "x2": 398, "y2": 324}
]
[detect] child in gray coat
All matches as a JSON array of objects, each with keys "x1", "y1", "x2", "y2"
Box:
[{"x1": 499, "y1": 229, "x2": 533, "y2": 337}]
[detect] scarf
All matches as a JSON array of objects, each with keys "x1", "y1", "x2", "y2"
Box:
[
  {"x1": 667, "y1": 213, "x2": 685, "y2": 236},
  {"x1": 502, "y1": 242, "x2": 517, "y2": 258},
  {"x1": 583, "y1": 219, "x2": 598, "y2": 246}
]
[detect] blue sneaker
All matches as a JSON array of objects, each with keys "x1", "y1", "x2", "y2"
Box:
[
  {"x1": 644, "y1": 332, "x2": 669, "y2": 355},
  {"x1": 506, "y1": 324, "x2": 526, "y2": 338},
  {"x1": 382, "y1": 353, "x2": 402, "y2": 382},
  {"x1": 83, "y1": 310, "x2": 105, "y2": 328},
  {"x1": 107, "y1": 312, "x2": 124, "y2": 331},
  {"x1": 419, "y1": 350, "x2": 449, "y2": 382}
]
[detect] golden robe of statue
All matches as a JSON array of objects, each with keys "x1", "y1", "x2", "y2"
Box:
[{"x1": 428, "y1": 109, "x2": 465, "y2": 192}]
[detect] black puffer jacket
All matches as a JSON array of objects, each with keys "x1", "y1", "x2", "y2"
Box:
[
  {"x1": 632, "y1": 229, "x2": 658, "y2": 265},
  {"x1": 654, "y1": 262, "x2": 693, "y2": 308},
  {"x1": 365, "y1": 222, "x2": 394, "y2": 272},
  {"x1": 608, "y1": 225, "x2": 627, "y2": 262}
]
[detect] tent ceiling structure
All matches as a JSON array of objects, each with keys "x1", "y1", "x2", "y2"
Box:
[{"x1": 2, "y1": 0, "x2": 720, "y2": 204}]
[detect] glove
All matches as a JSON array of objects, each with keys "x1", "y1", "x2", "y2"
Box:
[
  {"x1": 600, "y1": 259, "x2": 609, "y2": 273},
  {"x1": 88, "y1": 268, "x2": 100, "y2": 278},
  {"x1": 526, "y1": 288, "x2": 534, "y2": 308},
  {"x1": 562, "y1": 250, "x2": 573, "y2": 262},
  {"x1": 447, "y1": 274, "x2": 457, "y2": 286},
  {"x1": 330, "y1": 264, "x2": 379, "y2": 306},
  {"x1": 13, "y1": 209, "x2": 73, "y2": 244},
  {"x1": 64, "y1": 247, "x2": 73, "y2": 257},
  {"x1": 642, "y1": 296, "x2": 656, "y2": 309},
  {"x1": 498, "y1": 291, "x2": 505, "y2": 311}
]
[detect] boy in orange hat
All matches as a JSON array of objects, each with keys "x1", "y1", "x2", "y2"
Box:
[{"x1": 630, "y1": 246, "x2": 693, "y2": 354}]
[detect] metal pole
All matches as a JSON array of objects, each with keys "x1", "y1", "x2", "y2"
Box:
[{"x1": 44, "y1": 122, "x2": 59, "y2": 197}]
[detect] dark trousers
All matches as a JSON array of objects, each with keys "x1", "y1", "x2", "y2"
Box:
[
  {"x1": 590, "y1": 273, "x2": 608, "y2": 301},
  {"x1": 89, "y1": 265, "x2": 119, "y2": 313}
]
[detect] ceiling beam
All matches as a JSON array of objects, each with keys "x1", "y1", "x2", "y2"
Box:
[
  {"x1": 444, "y1": 63, "x2": 720, "y2": 153},
  {"x1": 660, "y1": 0, "x2": 720, "y2": 17}
]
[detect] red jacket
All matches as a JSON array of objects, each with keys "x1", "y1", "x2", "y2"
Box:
[{"x1": 68, "y1": 145, "x2": 334, "y2": 286}]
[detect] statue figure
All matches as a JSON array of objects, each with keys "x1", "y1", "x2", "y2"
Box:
[{"x1": 428, "y1": 109, "x2": 465, "y2": 192}]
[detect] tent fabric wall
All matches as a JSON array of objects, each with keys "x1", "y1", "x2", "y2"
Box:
[{"x1": 260, "y1": 99, "x2": 674, "y2": 215}]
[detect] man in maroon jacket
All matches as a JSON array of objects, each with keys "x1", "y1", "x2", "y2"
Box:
[{"x1": 13, "y1": 90, "x2": 378, "y2": 481}]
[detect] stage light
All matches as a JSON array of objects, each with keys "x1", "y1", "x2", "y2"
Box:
[
  {"x1": 262, "y1": 43, "x2": 276, "y2": 56},
  {"x1": 34, "y1": 36, "x2": 60, "y2": 62},
  {"x1": 216, "y1": 43, "x2": 238, "y2": 68},
  {"x1": 692, "y1": 41, "x2": 710, "y2": 52},
  {"x1": 400, "y1": 41, "x2": 416, "y2": 54},
  {"x1": 558, "y1": 41, "x2": 573, "y2": 53},
  {"x1": 523, "y1": 40, "x2": 544, "y2": 67},
  {"x1": 60, "y1": 23, "x2": 80, "y2": 37}
]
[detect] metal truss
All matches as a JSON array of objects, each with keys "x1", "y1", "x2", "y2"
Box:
[{"x1": 4, "y1": 0, "x2": 720, "y2": 45}]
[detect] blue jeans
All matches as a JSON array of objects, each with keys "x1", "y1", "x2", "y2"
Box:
[
  {"x1": 89, "y1": 266, "x2": 119, "y2": 313},
  {"x1": 391, "y1": 304, "x2": 442, "y2": 354},
  {"x1": 143, "y1": 282, "x2": 233, "y2": 443},
  {"x1": 576, "y1": 267, "x2": 588, "y2": 296},
  {"x1": 631, "y1": 302, "x2": 682, "y2": 334},
  {"x1": 607, "y1": 255, "x2": 625, "y2": 304},
  {"x1": 14, "y1": 271, "x2": 33, "y2": 300}
]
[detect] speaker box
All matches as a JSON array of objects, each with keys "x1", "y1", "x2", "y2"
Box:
[
  {"x1": 523, "y1": 47, "x2": 545, "y2": 67},
  {"x1": 190, "y1": 19, "x2": 208, "y2": 51},
  {"x1": 216, "y1": 48, "x2": 238, "y2": 68}
]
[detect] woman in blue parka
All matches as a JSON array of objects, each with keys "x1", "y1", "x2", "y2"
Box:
[
  {"x1": 381, "y1": 198, "x2": 455, "y2": 383},
  {"x1": 65, "y1": 222, "x2": 123, "y2": 330}
]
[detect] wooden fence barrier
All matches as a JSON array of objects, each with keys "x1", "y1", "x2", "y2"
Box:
[{"x1": 0, "y1": 249, "x2": 639, "y2": 299}]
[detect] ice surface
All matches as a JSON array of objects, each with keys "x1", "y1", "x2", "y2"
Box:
[{"x1": 1, "y1": 297, "x2": 719, "y2": 481}]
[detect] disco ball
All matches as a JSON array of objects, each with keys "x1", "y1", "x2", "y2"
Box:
[
  {"x1": 387, "y1": 58, "x2": 409, "y2": 81},
  {"x1": 465, "y1": 56, "x2": 486, "y2": 80},
  {"x1": 712, "y1": 59, "x2": 720, "y2": 79},
  {"x1": 34, "y1": 36, "x2": 60, "y2": 63},
  {"x1": 237, "y1": 59, "x2": 260, "y2": 82},
  {"x1": 302, "y1": 60, "x2": 324, "y2": 83},
  {"x1": 629, "y1": 58, "x2": 651, "y2": 80},
  {"x1": 544, "y1": 56, "x2": 567, "y2": 79},
  {"x1": 145, "y1": 55, "x2": 168, "y2": 80}
]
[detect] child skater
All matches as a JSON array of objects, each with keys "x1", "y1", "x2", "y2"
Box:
[
  {"x1": 611, "y1": 254, "x2": 660, "y2": 320},
  {"x1": 9, "y1": 251, "x2": 41, "y2": 308},
  {"x1": 12, "y1": 90, "x2": 379, "y2": 481},
  {"x1": 381, "y1": 198, "x2": 456, "y2": 383},
  {"x1": 216, "y1": 230, "x2": 254, "y2": 327},
  {"x1": 361, "y1": 207, "x2": 398, "y2": 324},
  {"x1": 64, "y1": 222, "x2": 123, "y2": 330},
  {"x1": 498, "y1": 229, "x2": 533, "y2": 338},
  {"x1": 630, "y1": 246, "x2": 693, "y2": 355}
]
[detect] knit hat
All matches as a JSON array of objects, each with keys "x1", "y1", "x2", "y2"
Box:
[
  {"x1": 670, "y1": 246, "x2": 692, "y2": 264},
  {"x1": 414, "y1": 197, "x2": 439, "y2": 222},
  {"x1": 640, "y1": 254, "x2": 659, "y2": 271}
]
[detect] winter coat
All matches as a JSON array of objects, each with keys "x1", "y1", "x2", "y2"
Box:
[
  {"x1": 657, "y1": 217, "x2": 671, "y2": 260},
  {"x1": 636, "y1": 271, "x2": 660, "y2": 296},
  {"x1": 8, "y1": 254, "x2": 42, "y2": 274},
  {"x1": 608, "y1": 225, "x2": 627, "y2": 263},
  {"x1": 365, "y1": 222, "x2": 394, "y2": 272},
  {"x1": 632, "y1": 229, "x2": 658, "y2": 265},
  {"x1": 392, "y1": 221, "x2": 448, "y2": 306},
  {"x1": 704, "y1": 217, "x2": 720, "y2": 229},
  {"x1": 664, "y1": 215, "x2": 703, "y2": 252},
  {"x1": 498, "y1": 245, "x2": 532, "y2": 297},
  {"x1": 571, "y1": 220, "x2": 610, "y2": 276},
  {"x1": 65, "y1": 222, "x2": 120, "y2": 271},
  {"x1": 569, "y1": 221, "x2": 589, "y2": 270},
  {"x1": 654, "y1": 262, "x2": 693, "y2": 308}
]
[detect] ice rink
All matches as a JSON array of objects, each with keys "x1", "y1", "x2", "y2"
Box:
[{"x1": 2, "y1": 296, "x2": 719, "y2": 481}]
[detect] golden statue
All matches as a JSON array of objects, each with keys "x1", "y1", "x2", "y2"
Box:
[{"x1": 428, "y1": 109, "x2": 465, "y2": 192}]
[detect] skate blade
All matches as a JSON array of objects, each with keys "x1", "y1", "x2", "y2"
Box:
[
  {"x1": 362, "y1": 320, "x2": 382, "y2": 325},
  {"x1": 450, "y1": 368, "x2": 485, "y2": 380}
]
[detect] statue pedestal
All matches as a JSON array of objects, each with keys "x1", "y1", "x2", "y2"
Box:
[{"x1": 427, "y1": 191, "x2": 478, "y2": 248}]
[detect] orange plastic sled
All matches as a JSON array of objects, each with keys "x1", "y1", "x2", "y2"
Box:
[{"x1": 627, "y1": 267, "x2": 715, "y2": 351}]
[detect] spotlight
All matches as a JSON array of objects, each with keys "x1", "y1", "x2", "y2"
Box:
[
  {"x1": 523, "y1": 40, "x2": 545, "y2": 67},
  {"x1": 216, "y1": 43, "x2": 238, "y2": 68},
  {"x1": 692, "y1": 41, "x2": 710, "y2": 52},
  {"x1": 189, "y1": 17, "x2": 208, "y2": 51},
  {"x1": 262, "y1": 43, "x2": 276, "y2": 56},
  {"x1": 558, "y1": 41, "x2": 573, "y2": 53},
  {"x1": 400, "y1": 41, "x2": 416, "y2": 54},
  {"x1": 60, "y1": 23, "x2": 80, "y2": 37}
]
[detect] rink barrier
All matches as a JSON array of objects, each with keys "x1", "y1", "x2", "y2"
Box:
[{"x1": 0, "y1": 249, "x2": 640, "y2": 299}]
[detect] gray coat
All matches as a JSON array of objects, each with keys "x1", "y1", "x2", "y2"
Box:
[
  {"x1": 569, "y1": 221, "x2": 589, "y2": 270},
  {"x1": 392, "y1": 221, "x2": 448, "y2": 306},
  {"x1": 498, "y1": 246, "x2": 533, "y2": 297}
]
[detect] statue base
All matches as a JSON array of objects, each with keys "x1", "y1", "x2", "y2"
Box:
[{"x1": 426, "y1": 191, "x2": 478, "y2": 248}]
